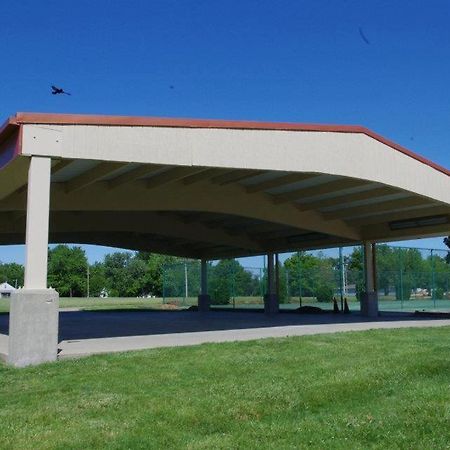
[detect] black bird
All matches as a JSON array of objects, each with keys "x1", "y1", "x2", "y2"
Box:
[
  {"x1": 51, "y1": 85, "x2": 71, "y2": 96},
  {"x1": 358, "y1": 27, "x2": 370, "y2": 45}
]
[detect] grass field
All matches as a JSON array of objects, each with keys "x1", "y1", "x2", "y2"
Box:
[
  {"x1": 1, "y1": 327, "x2": 450, "y2": 448},
  {"x1": 1, "y1": 295, "x2": 450, "y2": 314}
]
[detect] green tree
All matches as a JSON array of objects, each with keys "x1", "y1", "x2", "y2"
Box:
[
  {"x1": 88, "y1": 262, "x2": 106, "y2": 297},
  {"x1": 48, "y1": 245, "x2": 88, "y2": 297},
  {"x1": 0, "y1": 262, "x2": 24, "y2": 287},
  {"x1": 284, "y1": 251, "x2": 336, "y2": 300},
  {"x1": 444, "y1": 237, "x2": 450, "y2": 264},
  {"x1": 103, "y1": 252, "x2": 149, "y2": 297},
  {"x1": 209, "y1": 259, "x2": 257, "y2": 305}
]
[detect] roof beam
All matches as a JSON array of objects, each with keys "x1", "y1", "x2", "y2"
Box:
[
  {"x1": 182, "y1": 168, "x2": 227, "y2": 185},
  {"x1": 297, "y1": 186, "x2": 399, "y2": 211},
  {"x1": 347, "y1": 204, "x2": 449, "y2": 226},
  {"x1": 246, "y1": 173, "x2": 318, "y2": 194},
  {"x1": 48, "y1": 212, "x2": 263, "y2": 252},
  {"x1": 65, "y1": 162, "x2": 126, "y2": 193},
  {"x1": 323, "y1": 197, "x2": 435, "y2": 220},
  {"x1": 146, "y1": 167, "x2": 208, "y2": 189},
  {"x1": 108, "y1": 164, "x2": 163, "y2": 189},
  {"x1": 0, "y1": 157, "x2": 30, "y2": 201},
  {"x1": 273, "y1": 178, "x2": 369, "y2": 205},
  {"x1": 30, "y1": 180, "x2": 361, "y2": 241},
  {"x1": 211, "y1": 169, "x2": 265, "y2": 185},
  {"x1": 51, "y1": 159, "x2": 73, "y2": 175},
  {"x1": 362, "y1": 215, "x2": 450, "y2": 242}
]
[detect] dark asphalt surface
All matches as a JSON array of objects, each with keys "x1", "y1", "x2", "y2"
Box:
[{"x1": 0, "y1": 309, "x2": 430, "y2": 341}]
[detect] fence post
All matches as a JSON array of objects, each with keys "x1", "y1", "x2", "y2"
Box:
[
  {"x1": 339, "y1": 247, "x2": 344, "y2": 311},
  {"x1": 398, "y1": 250, "x2": 404, "y2": 309},
  {"x1": 162, "y1": 265, "x2": 166, "y2": 304},
  {"x1": 431, "y1": 249, "x2": 436, "y2": 308},
  {"x1": 286, "y1": 269, "x2": 290, "y2": 305},
  {"x1": 298, "y1": 258, "x2": 302, "y2": 307}
]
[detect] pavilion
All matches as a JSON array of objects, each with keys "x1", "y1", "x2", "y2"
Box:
[{"x1": 0, "y1": 112, "x2": 449, "y2": 366}]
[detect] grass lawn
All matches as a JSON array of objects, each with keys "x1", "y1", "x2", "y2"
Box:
[
  {"x1": 1, "y1": 296, "x2": 449, "y2": 314},
  {"x1": 1, "y1": 327, "x2": 450, "y2": 449}
]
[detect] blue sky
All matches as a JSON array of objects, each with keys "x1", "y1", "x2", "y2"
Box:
[{"x1": 0, "y1": 0, "x2": 449, "y2": 265}]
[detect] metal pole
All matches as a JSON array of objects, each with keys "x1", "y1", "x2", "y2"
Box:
[
  {"x1": 431, "y1": 249, "x2": 435, "y2": 307},
  {"x1": 184, "y1": 261, "x2": 188, "y2": 303},
  {"x1": 339, "y1": 247, "x2": 344, "y2": 311},
  {"x1": 87, "y1": 264, "x2": 90, "y2": 298},
  {"x1": 399, "y1": 250, "x2": 403, "y2": 308},
  {"x1": 298, "y1": 258, "x2": 302, "y2": 306}
]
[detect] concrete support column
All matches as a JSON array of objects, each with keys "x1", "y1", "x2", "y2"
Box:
[
  {"x1": 8, "y1": 157, "x2": 59, "y2": 367},
  {"x1": 264, "y1": 252, "x2": 279, "y2": 314},
  {"x1": 360, "y1": 241, "x2": 378, "y2": 317},
  {"x1": 198, "y1": 259, "x2": 210, "y2": 312}
]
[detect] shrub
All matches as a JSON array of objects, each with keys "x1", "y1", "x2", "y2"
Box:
[
  {"x1": 434, "y1": 287, "x2": 444, "y2": 300},
  {"x1": 395, "y1": 280, "x2": 412, "y2": 300},
  {"x1": 315, "y1": 284, "x2": 334, "y2": 303},
  {"x1": 211, "y1": 287, "x2": 230, "y2": 305}
]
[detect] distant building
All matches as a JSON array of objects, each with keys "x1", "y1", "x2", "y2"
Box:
[{"x1": 0, "y1": 282, "x2": 16, "y2": 298}]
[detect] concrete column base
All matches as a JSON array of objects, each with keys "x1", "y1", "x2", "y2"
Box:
[
  {"x1": 264, "y1": 294, "x2": 279, "y2": 315},
  {"x1": 8, "y1": 289, "x2": 59, "y2": 367},
  {"x1": 197, "y1": 294, "x2": 210, "y2": 312},
  {"x1": 360, "y1": 291, "x2": 378, "y2": 318}
]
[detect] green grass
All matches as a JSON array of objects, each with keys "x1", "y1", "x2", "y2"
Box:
[
  {"x1": 1, "y1": 327, "x2": 450, "y2": 449},
  {"x1": 1, "y1": 295, "x2": 449, "y2": 314}
]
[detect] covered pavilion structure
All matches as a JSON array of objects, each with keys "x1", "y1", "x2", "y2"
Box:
[{"x1": 0, "y1": 112, "x2": 449, "y2": 366}]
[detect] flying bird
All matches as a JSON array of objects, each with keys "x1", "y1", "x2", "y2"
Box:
[
  {"x1": 51, "y1": 85, "x2": 71, "y2": 96},
  {"x1": 358, "y1": 27, "x2": 370, "y2": 45}
]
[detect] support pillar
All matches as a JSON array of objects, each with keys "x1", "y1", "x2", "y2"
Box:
[
  {"x1": 264, "y1": 252, "x2": 279, "y2": 314},
  {"x1": 360, "y1": 242, "x2": 378, "y2": 317},
  {"x1": 197, "y1": 259, "x2": 210, "y2": 312},
  {"x1": 8, "y1": 157, "x2": 59, "y2": 367}
]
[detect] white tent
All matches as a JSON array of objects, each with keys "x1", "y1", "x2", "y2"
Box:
[{"x1": 0, "y1": 282, "x2": 16, "y2": 298}]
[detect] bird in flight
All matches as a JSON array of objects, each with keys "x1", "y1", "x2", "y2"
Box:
[
  {"x1": 51, "y1": 85, "x2": 71, "y2": 96},
  {"x1": 358, "y1": 27, "x2": 370, "y2": 45}
]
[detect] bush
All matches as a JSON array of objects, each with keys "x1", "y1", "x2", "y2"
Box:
[
  {"x1": 395, "y1": 280, "x2": 412, "y2": 300},
  {"x1": 355, "y1": 280, "x2": 365, "y2": 301},
  {"x1": 434, "y1": 287, "x2": 444, "y2": 300},
  {"x1": 315, "y1": 284, "x2": 334, "y2": 303},
  {"x1": 211, "y1": 287, "x2": 230, "y2": 305}
]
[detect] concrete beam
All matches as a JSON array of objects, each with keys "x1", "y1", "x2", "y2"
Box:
[
  {"x1": 360, "y1": 242, "x2": 378, "y2": 317},
  {"x1": 24, "y1": 157, "x2": 52, "y2": 289}
]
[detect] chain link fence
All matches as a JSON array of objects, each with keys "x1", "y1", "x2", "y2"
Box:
[{"x1": 162, "y1": 245, "x2": 450, "y2": 312}]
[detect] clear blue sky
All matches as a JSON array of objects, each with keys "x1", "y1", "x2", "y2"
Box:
[{"x1": 0, "y1": 0, "x2": 449, "y2": 265}]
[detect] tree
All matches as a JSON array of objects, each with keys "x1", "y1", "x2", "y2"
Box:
[
  {"x1": 88, "y1": 262, "x2": 107, "y2": 297},
  {"x1": 284, "y1": 252, "x2": 335, "y2": 300},
  {"x1": 47, "y1": 245, "x2": 88, "y2": 297},
  {"x1": 209, "y1": 259, "x2": 258, "y2": 305},
  {"x1": 444, "y1": 236, "x2": 450, "y2": 264},
  {"x1": 0, "y1": 262, "x2": 24, "y2": 287},
  {"x1": 103, "y1": 252, "x2": 148, "y2": 297}
]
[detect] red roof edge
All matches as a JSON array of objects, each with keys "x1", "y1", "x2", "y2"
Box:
[{"x1": 3, "y1": 112, "x2": 449, "y2": 177}]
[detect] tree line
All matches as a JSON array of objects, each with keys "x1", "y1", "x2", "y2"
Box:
[{"x1": 0, "y1": 240, "x2": 449, "y2": 301}]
